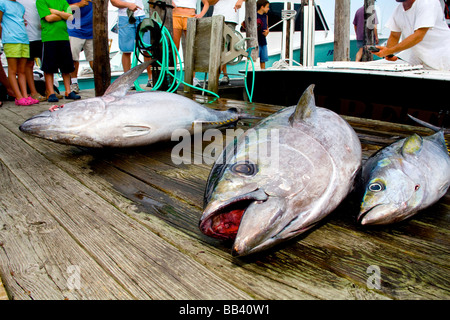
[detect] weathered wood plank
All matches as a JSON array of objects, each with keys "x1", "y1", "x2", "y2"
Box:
[
  {"x1": 1, "y1": 102, "x2": 389, "y2": 300},
  {"x1": 0, "y1": 121, "x2": 252, "y2": 300},
  {"x1": 2, "y1": 92, "x2": 449, "y2": 300},
  {"x1": 0, "y1": 161, "x2": 134, "y2": 300}
]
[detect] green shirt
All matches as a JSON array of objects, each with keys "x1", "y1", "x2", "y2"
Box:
[{"x1": 36, "y1": 0, "x2": 72, "y2": 42}]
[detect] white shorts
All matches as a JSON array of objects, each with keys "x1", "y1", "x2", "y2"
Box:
[{"x1": 69, "y1": 36, "x2": 94, "y2": 61}]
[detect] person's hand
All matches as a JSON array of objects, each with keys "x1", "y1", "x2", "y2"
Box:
[
  {"x1": 372, "y1": 45, "x2": 398, "y2": 61},
  {"x1": 234, "y1": 0, "x2": 244, "y2": 12},
  {"x1": 77, "y1": 0, "x2": 91, "y2": 8},
  {"x1": 128, "y1": 3, "x2": 141, "y2": 11},
  {"x1": 263, "y1": 28, "x2": 269, "y2": 36}
]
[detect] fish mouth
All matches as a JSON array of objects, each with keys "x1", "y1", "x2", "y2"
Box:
[
  {"x1": 199, "y1": 189, "x2": 269, "y2": 241},
  {"x1": 19, "y1": 113, "x2": 52, "y2": 134},
  {"x1": 357, "y1": 203, "x2": 399, "y2": 225}
]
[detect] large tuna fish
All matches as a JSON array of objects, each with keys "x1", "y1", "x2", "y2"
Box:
[
  {"x1": 19, "y1": 61, "x2": 251, "y2": 148},
  {"x1": 358, "y1": 116, "x2": 450, "y2": 225},
  {"x1": 199, "y1": 85, "x2": 362, "y2": 256}
]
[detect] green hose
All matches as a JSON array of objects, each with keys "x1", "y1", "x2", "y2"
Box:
[{"x1": 131, "y1": 13, "x2": 255, "y2": 102}]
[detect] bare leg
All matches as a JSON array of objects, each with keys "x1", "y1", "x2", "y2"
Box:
[
  {"x1": 6, "y1": 58, "x2": 23, "y2": 99},
  {"x1": 17, "y1": 58, "x2": 28, "y2": 98},
  {"x1": 122, "y1": 52, "x2": 132, "y2": 72},
  {"x1": 71, "y1": 60, "x2": 79, "y2": 79},
  {"x1": 25, "y1": 59, "x2": 39, "y2": 96},
  {"x1": 355, "y1": 48, "x2": 363, "y2": 62},
  {"x1": 44, "y1": 72, "x2": 55, "y2": 96},
  {"x1": 62, "y1": 73, "x2": 72, "y2": 96},
  {"x1": 0, "y1": 64, "x2": 15, "y2": 97}
]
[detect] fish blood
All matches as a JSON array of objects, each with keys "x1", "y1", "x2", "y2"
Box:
[{"x1": 211, "y1": 208, "x2": 245, "y2": 239}]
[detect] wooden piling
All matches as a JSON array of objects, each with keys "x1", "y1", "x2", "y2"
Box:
[
  {"x1": 362, "y1": 0, "x2": 376, "y2": 61},
  {"x1": 92, "y1": 0, "x2": 111, "y2": 96},
  {"x1": 334, "y1": 0, "x2": 350, "y2": 61},
  {"x1": 245, "y1": 0, "x2": 258, "y2": 61}
]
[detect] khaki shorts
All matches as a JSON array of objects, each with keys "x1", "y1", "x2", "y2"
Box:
[
  {"x1": 3, "y1": 43, "x2": 30, "y2": 59},
  {"x1": 69, "y1": 36, "x2": 94, "y2": 61},
  {"x1": 173, "y1": 14, "x2": 195, "y2": 31}
]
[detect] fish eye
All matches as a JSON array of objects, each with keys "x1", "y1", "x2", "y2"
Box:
[
  {"x1": 230, "y1": 161, "x2": 257, "y2": 176},
  {"x1": 368, "y1": 182, "x2": 385, "y2": 192},
  {"x1": 415, "y1": 184, "x2": 420, "y2": 191}
]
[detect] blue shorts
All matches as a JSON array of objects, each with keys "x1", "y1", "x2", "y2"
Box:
[
  {"x1": 259, "y1": 45, "x2": 268, "y2": 63},
  {"x1": 118, "y1": 15, "x2": 151, "y2": 53}
]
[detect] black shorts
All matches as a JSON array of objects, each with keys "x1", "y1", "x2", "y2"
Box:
[
  {"x1": 28, "y1": 40, "x2": 43, "y2": 61},
  {"x1": 41, "y1": 40, "x2": 75, "y2": 74}
]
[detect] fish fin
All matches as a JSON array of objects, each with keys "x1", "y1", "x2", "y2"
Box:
[
  {"x1": 407, "y1": 114, "x2": 450, "y2": 134},
  {"x1": 401, "y1": 134, "x2": 423, "y2": 157},
  {"x1": 289, "y1": 84, "x2": 316, "y2": 127},
  {"x1": 103, "y1": 60, "x2": 155, "y2": 98},
  {"x1": 122, "y1": 125, "x2": 151, "y2": 137}
]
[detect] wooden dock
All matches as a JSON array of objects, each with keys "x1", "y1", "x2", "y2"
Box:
[{"x1": 0, "y1": 88, "x2": 448, "y2": 300}]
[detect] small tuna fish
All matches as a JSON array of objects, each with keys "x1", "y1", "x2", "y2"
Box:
[
  {"x1": 19, "y1": 61, "x2": 251, "y2": 148},
  {"x1": 199, "y1": 85, "x2": 362, "y2": 256},
  {"x1": 358, "y1": 116, "x2": 450, "y2": 225}
]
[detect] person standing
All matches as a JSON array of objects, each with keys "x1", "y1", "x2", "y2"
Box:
[
  {"x1": 110, "y1": 0, "x2": 153, "y2": 88},
  {"x1": 373, "y1": 0, "x2": 450, "y2": 70},
  {"x1": 353, "y1": 4, "x2": 379, "y2": 62},
  {"x1": 18, "y1": 0, "x2": 46, "y2": 102},
  {"x1": 0, "y1": 0, "x2": 39, "y2": 105},
  {"x1": 212, "y1": 0, "x2": 244, "y2": 85},
  {"x1": 256, "y1": 0, "x2": 269, "y2": 69},
  {"x1": 36, "y1": 0, "x2": 80, "y2": 102},
  {"x1": 66, "y1": 0, "x2": 93, "y2": 94}
]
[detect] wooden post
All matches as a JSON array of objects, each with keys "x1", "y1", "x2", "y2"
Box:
[
  {"x1": 208, "y1": 17, "x2": 223, "y2": 94},
  {"x1": 362, "y1": 0, "x2": 376, "y2": 61},
  {"x1": 333, "y1": 0, "x2": 350, "y2": 61},
  {"x1": 92, "y1": 0, "x2": 111, "y2": 96},
  {"x1": 184, "y1": 16, "x2": 224, "y2": 94},
  {"x1": 245, "y1": 0, "x2": 258, "y2": 61},
  {"x1": 184, "y1": 18, "x2": 197, "y2": 91},
  {"x1": 285, "y1": 2, "x2": 291, "y2": 62}
]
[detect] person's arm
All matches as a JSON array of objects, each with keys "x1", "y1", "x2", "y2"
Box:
[
  {"x1": 69, "y1": 0, "x2": 91, "y2": 10},
  {"x1": 374, "y1": 25, "x2": 379, "y2": 44},
  {"x1": 48, "y1": 8, "x2": 73, "y2": 21},
  {"x1": 374, "y1": 28, "x2": 429, "y2": 60},
  {"x1": 110, "y1": 0, "x2": 141, "y2": 11},
  {"x1": 196, "y1": 0, "x2": 210, "y2": 18},
  {"x1": 234, "y1": 0, "x2": 244, "y2": 11}
]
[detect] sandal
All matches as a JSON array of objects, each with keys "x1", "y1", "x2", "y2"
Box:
[
  {"x1": 15, "y1": 97, "x2": 34, "y2": 106},
  {"x1": 65, "y1": 91, "x2": 81, "y2": 100},
  {"x1": 26, "y1": 96, "x2": 40, "y2": 104},
  {"x1": 47, "y1": 94, "x2": 59, "y2": 103},
  {"x1": 31, "y1": 93, "x2": 47, "y2": 102}
]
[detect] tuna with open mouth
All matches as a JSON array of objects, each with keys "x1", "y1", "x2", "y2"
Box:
[
  {"x1": 358, "y1": 115, "x2": 450, "y2": 225},
  {"x1": 19, "y1": 60, "x2": 253, "y2": 148},
  {"x1": 199, "y1": 85, "x2": 362, "y2": 256}
]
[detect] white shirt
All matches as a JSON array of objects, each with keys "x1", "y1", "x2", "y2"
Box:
[
  {"x1": 17, "y1": 0, "x2": 41, "y2": 41},
  {"x1": 213, "y1": 0, "x2": 239, "y2": 24},
  {"x1": 386, "y1": 0, "x2": 450, "y2": 70},
  {"x1": 173, "y1": 0, "x2": 197, "y2": 9},
  {"x1": 117, "y1": 0, "x2": 146, "y2": 17}
]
